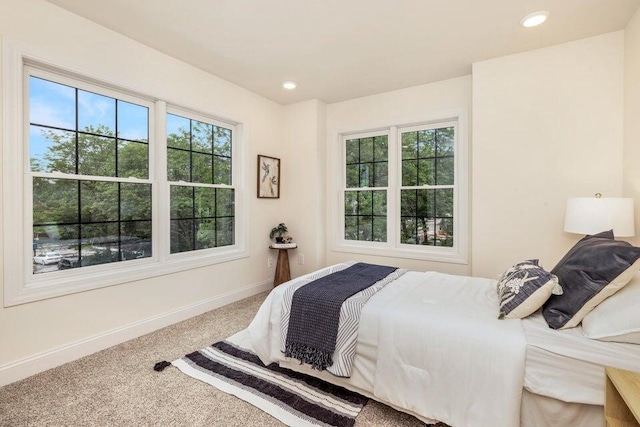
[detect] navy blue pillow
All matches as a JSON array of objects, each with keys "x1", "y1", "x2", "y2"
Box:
[{"x1": 543, "y1": 230, "x2": 640, "y2": 329}]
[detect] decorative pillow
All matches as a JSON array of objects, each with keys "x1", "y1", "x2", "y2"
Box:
[
  {"x1": 542, "y1": 231, "x2": 640, "y2": 330},
  {"x1": 582, "y1": 271, "x2": 640, "y2": 344},
  {"x1": 497, "y1": 259, "x2": 562, "y2": 319}
]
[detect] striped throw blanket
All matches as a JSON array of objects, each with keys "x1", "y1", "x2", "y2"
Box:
[{"x1": 280, "y1": 262, "x2": 405, "y2": 377}]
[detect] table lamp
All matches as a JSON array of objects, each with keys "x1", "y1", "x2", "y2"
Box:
[{"x1": 564, "y1": 193, "x2": 635, "y2": 237}]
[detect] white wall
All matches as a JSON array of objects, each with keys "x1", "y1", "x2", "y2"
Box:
[
  {"x1": 0, "y1": 0, "x2": 285, "y2": 382},
  {"x1": 281, "y1": 99, "x2": 327, "y2": 276},
  {"x1": 325, "y1": 76, "x2": 472, "y2": 275},
  {"x1": 472, "y1": 32, "x2": 624, "y2": 279},
  {"x1": 623, "y1": 8, "x2": 640, "y2": 247}
]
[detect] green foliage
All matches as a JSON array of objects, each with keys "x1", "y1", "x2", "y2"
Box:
[{"x1": 167, "y1": 119, "x2": 232, "y2": 185}]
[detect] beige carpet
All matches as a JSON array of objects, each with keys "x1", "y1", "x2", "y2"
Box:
[{"x1": 0, "y1": 292, "x2": 429, "y2": 426}]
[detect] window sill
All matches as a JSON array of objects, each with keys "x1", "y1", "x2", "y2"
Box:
[
  {"x1": 5, "y1": 247, "x2": 249, "y2": 307},
  {"x1": 331, "y1": 242, "x2": 468, "y2": 265}
]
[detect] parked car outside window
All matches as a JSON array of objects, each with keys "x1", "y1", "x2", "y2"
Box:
[{"x1": 33, "y1": 252, "x2": 62, "y2": 265}]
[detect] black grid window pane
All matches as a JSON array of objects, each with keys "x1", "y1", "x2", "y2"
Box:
[
  {"x1": 78, "y1": 90, "x2": 115, "y2": 136},
  {"x1": 436, "y1": 157, "x2": 454, "y2": 185},
  {"x1": 216, "y1": 189, "x2": 235, "y2": 217},
  {"x1": 402, "y1": 160, "x2": 417, "y2": 186},
  {"x1": 346, "y1": 165, "x2": 359, "y2": 188},
  {"x1": 120, "y1": 220, "x2": 151, "y2": 260},
  {"x1": 171, "y1": 186, "x2": 193, "y2": 219},
  {"x1": 192, "y1": 121, "x2": 212, "y2": 153},
  {"x1": 29, "y1": 77, "x2": 151, "y2": 179},
  {"x1": 374, "y1": 163, "x2": 388, "y2": 187},
  {"x1": 375, "y1": 136, "x2": 388, "y2": 161},
  {"x1": 346, "y1": 140, "x2": 359, "y2": 164},
  {"x1": 80, "y1": 181, "x2": 118, "y2": 223},
  {"x1": 372, "y1": 217, "x2": 387, "y2": 242},
  {"x1": 418, "y1": 129, "x2": 435, "y2": 158},
  {"x1": 166, "y1": 114, "x2": 191, "y2": 150},
  {"x1": 401, "y1": 126, "x2": 455, "y2": 187},
  {"x1": 166, "y1": 113, "x2": 233, "y2": 186},
  {"x1": 167, "y1": 149, "x2": 190, "y2": 181},
  {"x1": 33, "y1": 178, "x2": 79, "y2": 225},
  {"x1": 213, "y1": 156, "x2": 231, "y2": 185},
  {"x1": 402, "y1": 132, "x2": 417, "y2": 160},
  {"x1": 170, "y1": 186, "x2": 235, "y2": 254},
  {"x1": 196, "y1": 219, "x2": 216, "y2": 250},
  {"x1": 214, "y1": 127, "x2": 231, "y2": 157},
  {"x1": 344, "y1": 190, "x2": 386, "y2": 242},
  {"x1": 417, "y1": 158, "x2": 435, "y2": 186},
  {"x1": 400, "y1": 189, "x2": 454, "y2": 246},
  {"x1": 436, "y1": 128, "x2": 455, "y2": 156},
  {"x1": 78, "y1": 134, "x2": 116, "y2": 177},
  {"x1": 118, "y1": 140, "x2": 148, "y2": 179},
  {"x1": 117, "y1": 100, "x2": 148, "y2": 143},
  {"x1": 29, "y1": 76, "x2": 152, "y2": 275},
  {"x1": 359, "y1": 164, "x2": 372, "y2": 188},
  {"x1": 345, "y1": 216, "x2": 357, "y2": 240},
  {"x1": 343, "y1": 134, "x2": 389, "y2": 241},
  {"x1": 192, "y1": 152, "x2": 213, "y2": 184},
  {"x1": 360, "y1": 138, "x2": 373, "y2": 162},
  {"x1": 171, "y1": 219, "x2": 194, "y2": 254},
  {"x1": 32, "y1": 177, "x2": 152, "y2": 274},
  {"x1": 436, "y1": 189, "x2": 454, "y2": 217},
  {"x1": 344, "y1": 135, "x2": 388, "y2": 189},
  {"x1": 120, "y1": 184, "x2": 151, "y2": 221},
  {"x1": 216, "y1": 217, "x2": 234, "y2": 246},
  {"x1": 399, "y1": 126, "x2": 455, "y2": 248},
  {"x1": 29, "y1": 126, "x2": 76, "y2": 174}
]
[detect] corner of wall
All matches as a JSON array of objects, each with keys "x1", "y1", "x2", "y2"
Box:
[{"x1": 623, "y1": 7, "x2": 640, "y2": 247}]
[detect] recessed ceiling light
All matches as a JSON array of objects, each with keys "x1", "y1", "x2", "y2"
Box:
[
  {"x1": 282, "y1": 81, "x2": 297, "y2": 90},
  {"x1": 520, "y1": 11, "x2": 550, "y2": 28}
]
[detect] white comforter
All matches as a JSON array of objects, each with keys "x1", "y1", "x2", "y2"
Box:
[{"x1": 248, "y1": 264, "x2": 527, "y2": 427}]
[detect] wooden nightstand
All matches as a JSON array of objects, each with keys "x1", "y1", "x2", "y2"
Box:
[
  {"x1": 605, "y1": 366, "x2": 640, "y2": 427},
  {"x1": 269, "y1": 243, "x2": 297, "y2": 287}
]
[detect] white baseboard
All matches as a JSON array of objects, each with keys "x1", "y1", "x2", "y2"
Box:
[{"x1": 0, "y1": 279, "x2": 273, "y2": 387}]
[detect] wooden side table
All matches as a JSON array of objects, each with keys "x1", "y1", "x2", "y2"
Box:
[
  {"x1": 605, "y1": 366, "x2": 640, "y2": 427},
  {"x1": 269, "y1": 243, "x2": 297, "y2": 287}
]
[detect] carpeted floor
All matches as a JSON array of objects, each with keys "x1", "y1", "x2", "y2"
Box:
[{"x1": 0, "y1": 292, "x2": 429, "y2": 426}]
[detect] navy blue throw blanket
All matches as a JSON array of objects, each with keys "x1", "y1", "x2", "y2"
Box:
[{"x1": 285, "y1": 263, "x2": 397, "y2": 371}]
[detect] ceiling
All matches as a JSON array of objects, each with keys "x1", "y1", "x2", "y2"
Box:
[{"x1": 45, "y1": 0, "x2": 639, "y2": 105}]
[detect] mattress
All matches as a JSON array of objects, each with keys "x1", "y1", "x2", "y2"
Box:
[
  {"x1": 522, "y1": 311, "x2": 640, "y2": 405},
  {"x1": 248, "y1": 264, "x2": 527, "y2": 427}
]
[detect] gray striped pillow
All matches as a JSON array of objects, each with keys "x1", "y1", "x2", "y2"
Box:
[{"x1": 497, "y1": 260, "x2": 562, "y2": 319}]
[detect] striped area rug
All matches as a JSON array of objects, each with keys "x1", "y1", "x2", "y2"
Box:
[{"x1": 172, "y1": 341, "x2": 369, "y2": 427}]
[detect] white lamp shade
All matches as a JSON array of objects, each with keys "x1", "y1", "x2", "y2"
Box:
[{"x1": 564, "y1": 197, "x2": 635, "y2": 237}]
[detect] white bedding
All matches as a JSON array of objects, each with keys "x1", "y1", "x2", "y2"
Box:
[
  {"x1": 248, "y1": 263, "x2": 527, "y2": 427},
  {"x1": 522, "y1": 311, "x2": 640, "y2": 405}
]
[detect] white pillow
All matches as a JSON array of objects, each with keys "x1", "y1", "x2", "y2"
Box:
[{"x1": 582, "y1": 271, "x2": 640, "y2": 344}]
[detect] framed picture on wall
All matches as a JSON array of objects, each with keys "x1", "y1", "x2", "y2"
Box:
[{"x1": 257, "y1": 155, "x2": 280, "y2": 198}]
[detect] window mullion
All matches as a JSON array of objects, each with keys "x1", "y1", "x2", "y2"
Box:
[
  {"x1": 387, "y1": 126, "x2": 398, "y2": 248},
  {"x1": 155, "y1": 100, "x2": 169, "y2": 263}
]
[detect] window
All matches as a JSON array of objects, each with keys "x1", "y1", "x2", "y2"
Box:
[
  {"x1": 344, "y1": 134, "x2": 388, "y2": 242},
  {"x1": 334, "y1": 113, "x2": 468, "y2": 264},
  {"x1": 29, "y1": 74, "x2": 152, "y2": 275},
  {"x1": 399, "y1": 126, "x2": 454, "y2": 247},
  {"x1": 166, "y1": 112, "x2": 235, "y2": 254},
  {"x1": 2, "y1": 46, "x2": 247, "y2": 306}
]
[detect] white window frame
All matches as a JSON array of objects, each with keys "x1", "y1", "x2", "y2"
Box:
[
  {"x1": 2, "y1": 41, "x2": 249, "y2": 307},
  {"x1": 331, "y1": 109, "x2": 469, "y2": 264}
]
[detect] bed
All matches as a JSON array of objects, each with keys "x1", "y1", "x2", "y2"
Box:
[{"x1": 242, "y1": 259, "x2": 640, "y2": 427}]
